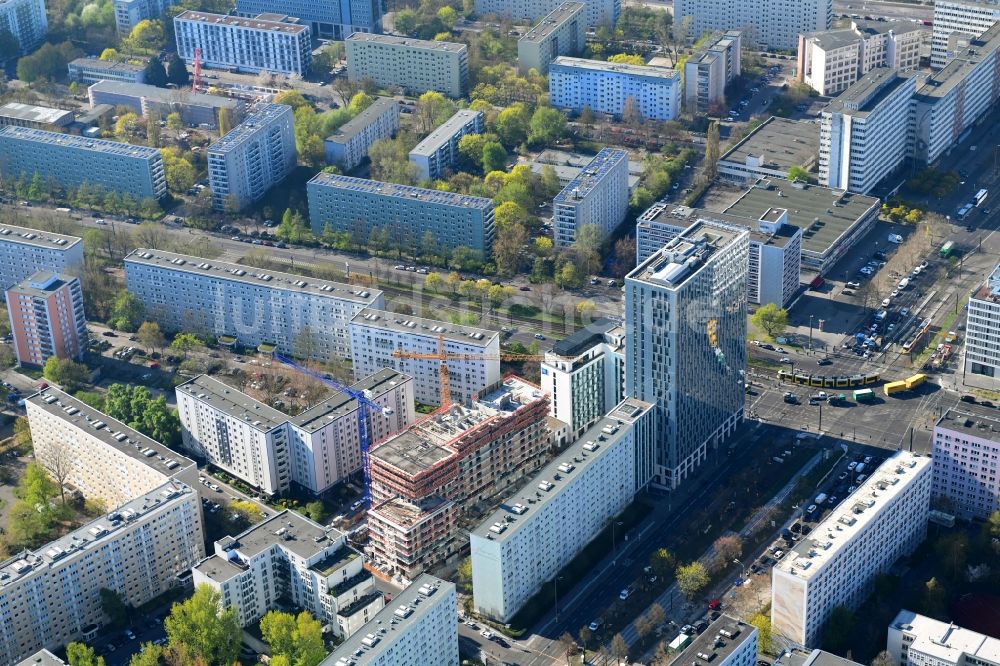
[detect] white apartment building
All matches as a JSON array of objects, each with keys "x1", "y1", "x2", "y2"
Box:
[
  {"x1": 124, "y1": 248, "x2": 384, "y2": 360},
  {"x1": 541, "y1": 318, "x2": 625, "y2": 439},
  {"x1": 349, "y1": 308, "x2": 501, "y2": 406},
  {"x1": 26, "y1": 387, "x2": 200, "y2": 509},
  {"x1": 471, "y1": 398, "x2": 654, "y2": 622},
  {"x1": 0, "y1": 482, "x2": 204, "y2": 665},
  {"x1": 16, "y1": 649, "x2": 67, "y2": 666},
  {"x1": 675, "y1": 0, "x2": 833, "y2": 51},
  {"x1": 819, "y1": 68, "x2": 916, "y2": 194},
  {"x1": 67, "y1": 57, "x2": 147, "y2": 85},
  {"x1": 549, "y1": 57, "x2": 681, "y2": 121},
  {"x1": 475, "y1": 0, "x2": 619, "y2": 28},
  {"x1": 798, "y1": 20, "x2": 923, "y2": 96},
  {"x1": 517, "y1": 2, "x2": 587, "y2": 74},
  {"x1": 320, "y1": 575, "x2": 459, "y2": 666},
  {"x1": 553, "y1": 147, "x2": 630, "y2": 247},
  {"x1": 193, "y1": 510, "x2": 385, "y2": 636},
  {"x1": 409, "y1": 109, "x2": 484, "y2": 181},
  {"x1": 932, "y1": 403, "x2": 1000, "y2": 520},
  {"x1": 912, "y1": 23, "x2": 1000, "y2": 165},
  {"x1": 684, "y1": 30, "x2": 742, "y2": 112},
  {"x1": 174, "y1": 11, "x2": 312, "y2": 76},
  {"x1": 887, "y1": 610, "x2": 1000, "y2": 666},
  {"x1": 177, "y1": 370, "x2": 415, "y2": 495},
  {"x1": 673, "y1": 616, "x2": 758, "y2": 666},
  {"x1": 625, "y1": 220, "x2": 749, "y2": 489},
  {"x1": 932, "y1": 0, "x2": 1000, "y2": 68},
  {"x1": 208, "y1": 103, "x2": 296, "y2": 211},
  {"x1": 771, "y1": 451, "x2": 932, "y2": 647},
  {"x1": 635, "y1": 203, "x2": 801, "y2": 308},
  {"x1": 0, "y1": 0, "x2": 46, "y2": 54},
  {"x1": 966, "y1": 263, "x2": 1000, "y2": 379},
  {"x1": 113, "y1": 0, "x2": 170, "y2": 34},
  {"x1": 346, "y1": 33, "x2": 469, "y2": 98},
  {"x1": 0, "y1": 223, "x2": 82, "y2": 290},
  {"x1": 325, "y1": 97, "x2": 400, "y2": 171}
]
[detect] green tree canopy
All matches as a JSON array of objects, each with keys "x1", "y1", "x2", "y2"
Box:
[
  {"x1": 260, "y1": 610, "x2": 326, "y2": 666},
  {"x1": 43, "y1": 357, "x2": 90, "y2": 391},
  {"x1": 143, "y1": 58, "x2": 168, "y2": 87},
  {"x1": 676, "y1": 561, "x2": 709, "y2": 600},
  {"x1": 108, "y1": 290, "x2": 146, "y2": 331},
  {"x1": 166, "y1": 53, "x2": 189, "y2": 86},
  {"x1": 164, "y1": 585, "x2": 241, "y2": 665},
  {"x1": 751, "y1": 303, "x2": 789, "y2": 338}
]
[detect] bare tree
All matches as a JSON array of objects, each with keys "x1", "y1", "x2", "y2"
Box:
[
  {"x1": 39, "y1": 440, "x2": 73, "y2": 504},
  {"x1": 559, "y1": 632, "x2": 578, "y2": 665}
]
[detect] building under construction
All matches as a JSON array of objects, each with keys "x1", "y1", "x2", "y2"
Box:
[{"x1": 367, "y1": 375, "x2": 550, "y2": 580}]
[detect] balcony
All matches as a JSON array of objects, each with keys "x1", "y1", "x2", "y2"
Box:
[{"x1": 331, "y1": 570, "x2": 375, "y2": 598}]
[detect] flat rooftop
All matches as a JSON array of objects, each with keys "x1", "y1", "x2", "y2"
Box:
[
  {"x1": 551, "y1": 56, "x2": 680, "y2": 81},
  {"x1": 27, "y1": 387, "x2": 196, "y2": 479},
  {"x1": 369, "y1": 495, "x2": 453, "y2": 528},
  {"x1": 371, "y1": 376, "x2": 545, "y2": 477},
  {"x1": 16, "y1": 649, "x2": 68, "y2": 666},
  {"x1": 471, "y1": 398, "x2": 653, "y2": 542},
  {"x1": 308, "y1": 172, "x2": 493, "y2": 210},
  {"x1": 823, "y1": 68, "x2": 913, "y2": 117},
  {"x1": 776, "y1": 451, "x2": 929, "y2": 581},
  {"x1": 175, "y1": 10, "x2": 307, "y2": 33},
  {"x1": 0, "y1": 222, "x2": 81, "y2": 251},
  {"x1": 347, "y1": 32, "x2": 467, "y2": 52},
  {"x1": 917, "y1": 22, "x2": 1000, "y2": 100},
  {"x1": 69, "y1": 56, "x2": 145, "y2": 72},
  {"x1": 670, "y1": 615, "x2": 755, "y2": 665},
  {"x1": 890, "y1": 610, "x2": 1000, "y2": 663},
  {"x1": 935, "y1": 402, "x2": 1000, "y2": 439},
  {"x1": 9, "y1": 271, "x2": 72, "y2": 298},
  {"x1": 0, "y1": 480, "x2": 195, "y2": 585},
  {"x1": 321, "y1": 574, "x2": 455, "y2": 666},
  {"x1": 628, "y1": 219, "x2": 747, "y2": 288},
  {"x1": 550, "y1": 317, "x2": 619, "y2": 357},
  {"x1": 519, "y1": 2, "x2": 585, "y2": 43},
  {"x1": 719, "y1": 116, "x2": 819, "y2": 172},
  {"x1": 972, "y1": 261, "x2": 1000, "y2": 304},
  {"x1": 0, "y1": 126, "x2": 161, "y2": 158},
  {"x1": 209, "y1": 103, "x2": 287, "y2": 154},
  {"x1": 0, "y1": 103, "x2": 74, "y2": 125},
  {"x1": 178, "y1": 369, "x2": 411, "y2": 434},
  {"x1": 87, "y1": 80, "x2": 241, "y2": 109},
  {"x1": 792, "y1": 649, "x2": 865, "y2": 666},
  {"x1": 221, "y1": 509, "x2": 344, "y2": 560},
  {"x1": 125, "y1": 248, "x2": 382, "y2": 305},
  {"x1": 410, "y1": 109, "x2": 482, "y2": 157},
  {"x1": 351, "y1": 308, "x2": 498, "y2": 346},
  {"x1": 326, "y1": 97, "x2": 398, "y2": 143},
  {"x1": 638, "y1": 202, "x2": 800, "y2": 249},
  {"x1": 723, "y1": 179, "x2": 879, "y2": 255},
  {"x1": 554, "y1": 148, "x2": 628, "y2": 205}
]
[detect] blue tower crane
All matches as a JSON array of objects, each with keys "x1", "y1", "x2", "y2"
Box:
[{"x1": 272, "y1": 353, "x2": 392, "y2": 506}]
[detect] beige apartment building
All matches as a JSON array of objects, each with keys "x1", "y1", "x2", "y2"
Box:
[{"x1": 346, "y1": 33, "x2": 469, "y2": 98}]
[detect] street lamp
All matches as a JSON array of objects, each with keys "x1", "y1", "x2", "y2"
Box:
[
  {"x1": 733, "y1": 558, "x2": 747, "y2": 581},
  {"x1": 554, "y1": 575, "x2": 565, "y2": 621},
  {"x1": 611, "y1": 520, "x2": 625, "y2": 563},
  {"x1": 808, "y1": 314, "x2": 815, "y2": 353}
]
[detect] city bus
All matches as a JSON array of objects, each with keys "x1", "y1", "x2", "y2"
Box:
[
  {"x1": 940, "y1": 241, "x2": 955, "y2": 259},
  {"x1": 853, "y1": 388, "x2": 875, "y2": 403},
  {"x1": 975, "y1": 189, "x2": 988, "y2": 206},
  {"x1": 905, "y1": 373, "x2": 927, "y2": 389}
]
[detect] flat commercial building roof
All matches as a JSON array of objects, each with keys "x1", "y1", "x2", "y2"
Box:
[
  {"x1": 16, "y1": 649, "x2": 68, "y2": 666},
  {"x1": 671, "y1": 615, "x2": 756, "y2": 664},
  {"x1": 630, "y1": 219, "x2": 746, "y2": 288},
  {"x1": 0, "y1": 103, "x2": 74, "y2": 126},
  {"x1": 347, "y1": 32, "x2": 466, "y2": 52},
  {"x1": 638, "y1": 202, "x2": 800, "y2": 249},
  {"x1": 471, "y1": 398, "x2": 652, "y2": 541},
  {"x1": 69, "y1": 57, "x2": 145, "y2": 73},
  {"x1": 519, "y1": 2, "x2": 585, "y2": 43},
  {"x1": 917, "y1": 22, "x2": 1000, "y2": 100},
  {"x1": 719, "y1": 117, "x2": 819, "y2": 171},
  {"x1": 723, "y1": 179, "x2": 879, "y2": 255},
  {"x1": 935, "y1": 402, "x2": 1000, "y2": 439},
  {"x1": 126, "y1": 248, "x2": 381, "y2": 304},
  {"x1": 823, "y1": 68, "x2": 913, "y2": 117},
  {"x1": 551, "y1": 317, "x2": 618, "y2": 357},
  {"x1": 88, "y1": 80, "x2": 242, "y2": 110},
  {"x1": 351, "y1": 308, "x2": 498, "y2": 346},
  {"x1": 309, "y1": 172, "x2": 492, "y2": 210},
  {"x1": 890, "y1": 610, "x2": 1000, "y2": 664},
  {"x1": 27, "y1": 387, "x2": 196, "y2": 478}
]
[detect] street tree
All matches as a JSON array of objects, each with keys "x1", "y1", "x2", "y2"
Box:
[
  {"x1": 260, "y1": 610, "x2": 326, "y2": 666},
  {"x1": 714, "y1": 534, "x2": 743, "y2": 562},
  {"x1": 748, "y1": 613, "x2": 772, "y2": 654},
  {"x1": 108, "y1": 290, "x2": 146, "y2": 332},
  {"x1": 164, "y1": 584, "x2": 241, "y2": 665},
  {"x1": 37, "y1": 438, "x2": 72, "y2": 503},
  {"x1": 611, "y1": 633, "x2": 629, "y2": 665},
  {"x1": 66, "y1": 642, "x2": 106, "y2": 666},
  {"x1": 100, "y1": 588, "x2": 130, "y2": 628},
  {"x1": 751, "y1": 303, "x2": 789, "y2": 338},
  {"x1": 871, "y1": 651, "x2": 893, "y2": 666},
  {"x1": 43, "y1": 357, "x2": 90, "y2": 391},
  {"x1": 676, "y1": 561, "x2": 709, "y2": 600},
  {"x1": 137, "y1": 321, "x2": 166, "y2": 354},
  {"x1": 560, "y1": 632, "x2": 578, "y2": 664}
]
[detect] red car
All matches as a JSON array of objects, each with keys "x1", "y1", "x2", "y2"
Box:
[
  {"x1": 149, "y1": 362, "x2": 160, "y2": 369},
  {"x1": 708, "y1": 599, "x2": 722, "y2": 610}
]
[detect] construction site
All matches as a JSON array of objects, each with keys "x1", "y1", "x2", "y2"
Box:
[{"x1": 366, "y1": 375, "x2": 552, "y2": 581}]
